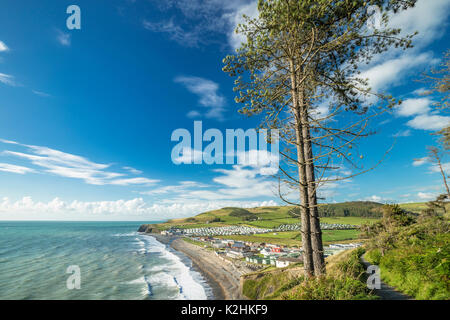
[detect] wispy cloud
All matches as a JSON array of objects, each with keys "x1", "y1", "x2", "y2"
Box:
[
  {"x1": 0, "y1": 40, "x2": 9, "y2": 52},
  {"x1": 32, "y1": 90, "x2": 51, "y2": 97},
  {"x1": 174, "y1": 75, "x2": 226, "y2": 120},
  {"x1": 360, "y1": 52, "x2": 433, "y2": 92},
  {"x1": 0, "y1": 139, "x2": 159, "y2": 186},
  {"x1": 142, "y1": 0, "x2": 257, "y2": 49},
  {"x1": 123, "y1": 166, "x2": 143, "y2": 175},
  {"x1": 109, "y1": 177, "x2": 158, "y2": 186},
  {"x1": 0, "y1": 72, "x2": 17, "y2": 86},
  {"x1": 388, "y1": 0, "x2": 450, "y2": 49},
  {"x1": 186, "y1": 110, "x2": 201, "y2": 118},
  {"x1": 412, "y1": 157, "x2": 429, "y2": 166},
  {"x1": 143, "y1": 19, "x2": 202, "y2": 47},
  {"x1": 0, "y1": 163, "x2": 35, "y2": 174},
  {"x1": 56, "y1": 29, "x2": 71, "y2": 46},
  {"x1": 392, "y1": 129, "x2": 411, "y2": 138}
]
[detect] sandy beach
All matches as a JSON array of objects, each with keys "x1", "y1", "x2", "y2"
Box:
[{"x1": 148, "y1": 233, "x2": 248, "y2": 300}]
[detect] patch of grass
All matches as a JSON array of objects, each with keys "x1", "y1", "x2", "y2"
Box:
[
  {"x1": 282, "y1": 248, "x2": 377, "y2": 300},
  {"x1": 321, "y1": 216, "x2": 379, "y2": 226},
  {"x1": 322, "y1": 229, "x2": 360, "y2": 243},
  {"x1": 363, "y1": 206, "x2": 450, "y2": 300},
  {"x1": 242, "y1": 248, "x2": 377, "y2": 300},
  {"x1": 366, "y1": 233, "x2": 450, "y2": 300}
]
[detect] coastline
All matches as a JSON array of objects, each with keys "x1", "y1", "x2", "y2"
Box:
[{"x1": 145, "y1": 233, "x2": 246, "y2": 300}]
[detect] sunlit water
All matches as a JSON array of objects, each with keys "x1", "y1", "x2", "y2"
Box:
[{"x1": 0, "y1": 221, "x2": 211, "y2": 300}]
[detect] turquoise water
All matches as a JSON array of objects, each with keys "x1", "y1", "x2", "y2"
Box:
[{"x1": 0, "y1": 221, "x2": 211, "y2": 300}]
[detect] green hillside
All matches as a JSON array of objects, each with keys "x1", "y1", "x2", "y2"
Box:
[
  {"x1": 140, "y1": 201, "x2": 443, "y2": 248},
  {"x1": 146, "y1": 201, "x2": 385, "y2": 231}
]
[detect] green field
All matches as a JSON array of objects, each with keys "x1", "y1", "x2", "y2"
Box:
[
  {"x1": 398, "y1": 202, "x2": 450, "y2": 214},
  {"x1": 141, "y1": 202, "x2": 440, "y2": 247},
  {"x1": 151, "y1": 203, "x2": 383, "y2": 231}
]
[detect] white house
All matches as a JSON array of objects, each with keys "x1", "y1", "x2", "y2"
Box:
[{"x1": 275, "y1": 257, "x2": 302, "y2": 268}]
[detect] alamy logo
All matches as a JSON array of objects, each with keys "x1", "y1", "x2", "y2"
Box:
[
  {"x1": 366, "y1": 265, "x2": 381, "y2": 290},
  {"x1": 66, "y1": 265, "x2": 81, "y2": 290},
  {"x1": 66, "y1": 5, "x2": 81, "y2": 30},
  {"x1": 171, "y1": 121, "x2": 279, "y2": 169}
]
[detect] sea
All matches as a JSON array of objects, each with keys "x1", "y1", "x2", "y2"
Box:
[{"x1": 0, "y1": 221, "x2": 212, "y2": 300}]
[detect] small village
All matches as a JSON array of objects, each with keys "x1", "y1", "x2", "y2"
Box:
[
  {"x1": 160, "y1": 225, "x2": 362, "y2": 270},
  {"x1": 185, "y1": 236, "x2": 362, "y2": 269}
]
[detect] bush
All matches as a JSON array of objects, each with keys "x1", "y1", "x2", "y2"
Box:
[
  {"x1": 365, "y1": 249, "x2": 382, "y2": 265},
  {"x1": 282, "y1": 276, "x2": 377, "y2": 300},
  {"x1": 364, "y1": 212, "x2": 450, "y2": 300},
  {"x1": 281, "y1": 248, "x2": 377, "y2": 300}
]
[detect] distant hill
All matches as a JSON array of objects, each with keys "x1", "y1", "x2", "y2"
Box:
[
  {"x1": 144, "y1": 201, "x2": 387, "y2": 231},
  {"x1": 318, "y1": 201, "x2": 384, "y2": 217}
]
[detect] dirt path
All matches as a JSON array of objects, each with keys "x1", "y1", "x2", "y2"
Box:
[{"x1": 361, "y1": 254, "x2": 412, "y2": 300}]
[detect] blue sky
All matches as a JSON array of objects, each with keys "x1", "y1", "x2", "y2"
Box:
[{"x1": 0, "y1": 0, "x2": 449, "y2": 220}]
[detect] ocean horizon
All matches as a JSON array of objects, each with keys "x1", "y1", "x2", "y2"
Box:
[{"x1": 0, "y1": 221, "x2": 212, "y2": 300}]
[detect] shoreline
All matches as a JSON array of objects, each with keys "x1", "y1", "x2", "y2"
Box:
[{"x1": 144, "y1": 233, "x2": 246, "y2": 300}]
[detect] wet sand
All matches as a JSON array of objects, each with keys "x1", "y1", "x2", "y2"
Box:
[{"x1": 147, "y1": 233, "x2": 246, "y2": 300}]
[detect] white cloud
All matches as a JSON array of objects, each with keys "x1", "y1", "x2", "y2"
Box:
[
  {"x1": 360, "y1": 52, "x2": 432, "y2": 92},
  {"x1": 109, "y1": 177, "x2": 159, "y2": 186},
  {"x1": 357, "y1": 0, "x2": 449, "y2": 99},
  {"x1": 224, "y1": 1, "x2": 258, "y2": 50},
  {"x1": 0, "y1": 41, "x2": 9, "y2": 52},
  {"x1": 388, "y1": 0, "x2": 450, "y2": 48},
  {"x1": 32, "y1": 90, "x2": 51, "y2": 97},
  {"x1": 430, "y1": 162, "x2": 450, "y2": 175},
  {"x1": 396, "y1": 98, "x2": 431, "y2": 117},
  {"x1": 365, "y1": 195, "x2": 382, "y2": 202},
  {"x1": 0, "y1": 72, "x2": 16, "y2": 86},
  {"x1": 175, "y1": 76, "x2": 226, "y2": 120},
  {"x1": 143, "y1": 19, "x2": 201, "y2": 47},
  {"x1": 0, "y1": 139, "x2": 18, "y2": 145},
  {"x1": 175, "y1": 76, "x2": 225, "y2": 107},
  {"x1": 145, "y1": 150, "x2": 278, "y2": 202},
  {"x1": 1, "y1": 139, "x2": 158, "y2": 186},
  {"x1": 0, "y1": 196, "x2": 278, "y2": 220},
  {"x1": 407, "y1": 114, "x2": 450, "y2": 131},
  {"x1": 173, "y1": 147, "x2": 204, "y2": 164},
  {"x1": 417, "y1": 192, "x2": 436, "y2": 201},
  {"x1": 141, "y1": 181, "x2": 209, "y2": 195},
  {"x1": 392, "y1": 129, "x2": 411, "y2": 138},
  {"x1": 123, "y1": 166, "x2": 143, "y2": 175},
  {"x1": 412, "y1": 157, "x2": 429, "y2": 166},
  {"x1": 0, "y1": 163, "x2": 35, "y2": 174},
  {"x1": 143, "y1": 0, "x2": 257, "y2": 50},
  {"x1": 413, "y1": 87, "x2": 428, "y2": 96},
  {"x1": 56, "y1": 30, "x2": 71, "y2": 46},
  {"x1": 186, "y1": 110, "x2": 201, "y2": 118}
]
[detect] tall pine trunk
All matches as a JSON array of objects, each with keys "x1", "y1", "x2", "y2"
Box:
[
  {"x1": 298, "y1": 89, "x2": 325, "y2": 275},
  {"x1": 289, "y1": 59, "x2": 314, "y2": 277}
]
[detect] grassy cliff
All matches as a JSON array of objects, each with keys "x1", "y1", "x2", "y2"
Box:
[{"x1": 241, "y1": 248, "x2": 377, "y2": 300}]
